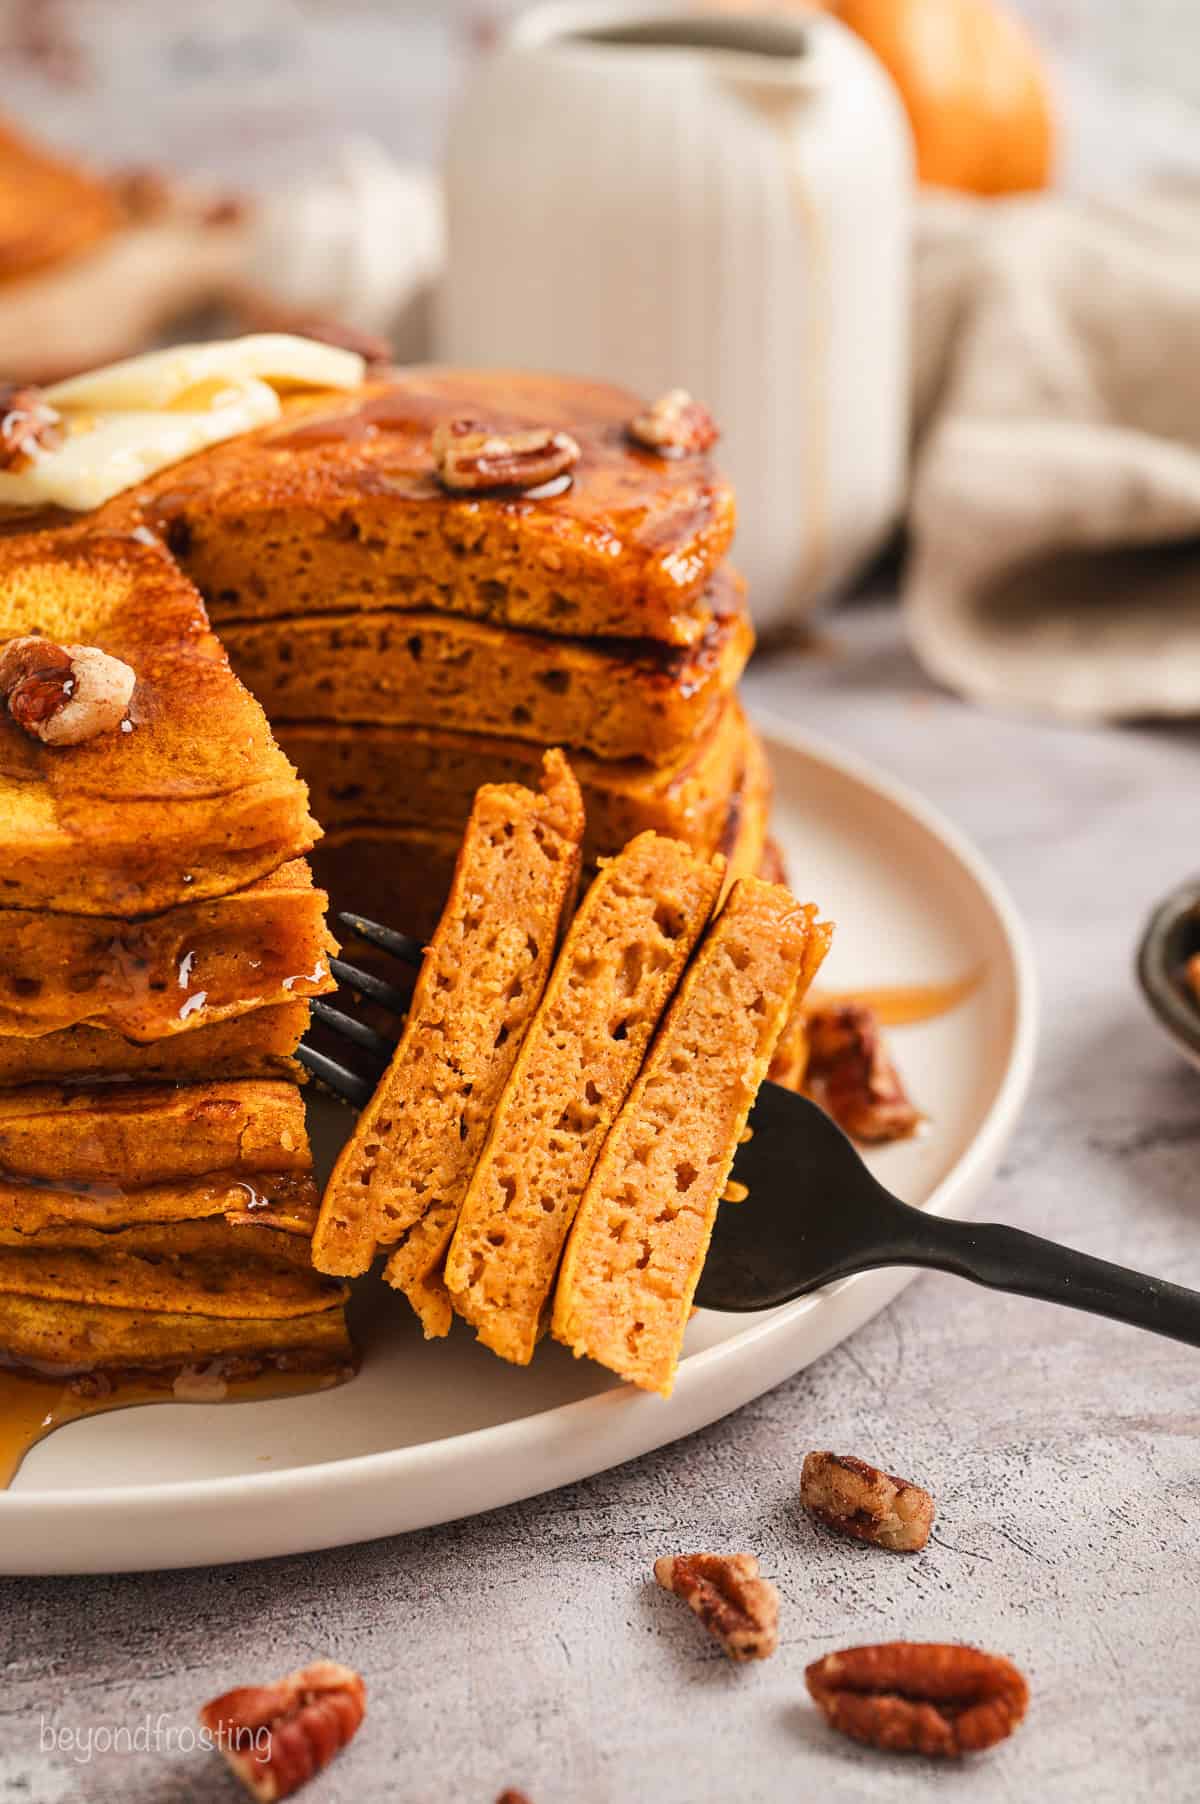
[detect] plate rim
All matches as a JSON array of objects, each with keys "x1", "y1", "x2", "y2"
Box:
[{"x1": 0, "y1": 715, "x2": 1039, "y2": 1564}]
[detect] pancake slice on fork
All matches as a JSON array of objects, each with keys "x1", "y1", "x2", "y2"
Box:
[
  {"x1": 312, "y1": 751, "x2": 585, "y2": 1330},
  {"x1": 444, "y1": 831, "x2": 723, "y2": 1365},
  {"x1": 552, "y1": 879, "x2": 831, "y2": 1396}
]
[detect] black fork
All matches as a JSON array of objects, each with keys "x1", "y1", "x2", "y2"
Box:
[
  {"x1": 693, "y1": 1080, "x2": 1200, "y2": 1347},
  {"x1": 300, "y1": 917, "x2": 1200, "y2": 1349},
  {"x1": 296, "y1": 913, "x2": 419, "y2": 1106}
]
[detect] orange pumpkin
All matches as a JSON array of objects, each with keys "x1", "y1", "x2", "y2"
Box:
[{"x1": 830, "y1": 0, "x2": 1055, "y2": 193}]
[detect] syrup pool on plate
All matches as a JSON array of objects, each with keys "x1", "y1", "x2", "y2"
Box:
[
  {"x1": 0, "y1": 1360, "x2": 354, "y2": 1489},
  {"x1": 805, "y1": 972, "x2": 980, "y2": 1027}
]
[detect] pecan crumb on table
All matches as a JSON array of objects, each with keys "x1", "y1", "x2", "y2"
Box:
[
  {"x1": 801, "y1": 1450, "x2": 935, "y2": 1552},
  {"x1": 199, "y1": 1659, "x2": 366, "y2": 1801},
  {"x1": 654, "y1": 1551, "x2": 780, "y2": 1661}
]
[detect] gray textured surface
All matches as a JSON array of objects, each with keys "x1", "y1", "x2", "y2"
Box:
[{"x1": 3, "y1": 600, "x2": 1200, "y2": 1802}]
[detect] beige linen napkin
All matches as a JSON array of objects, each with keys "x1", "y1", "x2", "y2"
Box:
[{"x1": 907, "y1": 185, "x2": 1200, "y2": 719}]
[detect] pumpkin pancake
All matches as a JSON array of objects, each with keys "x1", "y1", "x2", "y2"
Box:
[
  {"x1": 552, "y1": 879, "x2": 831, "y2": 1396},
  {"x1": 0, "y1": 1218, "x2": 318, "y2": 1264},
  {"x1": 276, "y1": 696, "x2": 746, "y2": 867},
  {"x1": 0, "y1": 1001, "x2": 311, "y2": 1088},
  {"x1": 138, "y1": 369, "x2": 735, "y2": 647},
  {"x1": 716, "y1": 724, "x2": 773, "y2": 894},
  {"x1": 767, "y1": 997, "x2": 812, "y2": 1093},
  {"x1": 0, "y1": 525, "x2": 318, "y2": 914},
  {"x1": 0, "y1": 1169, "x2": 319, "y2": 1241},
  {"x1": 305, "y1": 719, "x2": 768, "y2": 949},
  {"x1": 750, "y1": 840, "x2": 815, "y2": 1090},
  {"x1": 218, "y1": 585, "x2": 752, "y2": 764},
  {"x1": 0, "y1": 1234, "x2": 346, "y2": 1319},
  {"x1": 314, "y1": 753, "x2": 583, "y2": 1303},
  {"x1": 0, "y1": 860, "x2": 333, "y2": 1041},
  {"x1": 0, "y1": 1080, "x2": 310, "y2": 1194},
  {"x1": 0, "y1": 1291, "x2": 351, "y2": 1379},
  {"x1": 445, "y1": 832, "x2": 723, "y2": 1365}
]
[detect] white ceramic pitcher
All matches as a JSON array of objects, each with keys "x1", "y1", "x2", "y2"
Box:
[{"x1": 439, "y1": 4, "x2": 913, "y2": 631}]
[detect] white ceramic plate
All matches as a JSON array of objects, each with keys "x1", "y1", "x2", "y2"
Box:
[{"x1": 0, "y1": 720, "x2": 1036, "y2": 1574}]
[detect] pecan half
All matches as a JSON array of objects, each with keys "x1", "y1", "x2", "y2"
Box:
[
  {"x1": 801, "y1": 1451, "x2": 934, "y2": 1553},
  {"x1": 806, "y1": 1642, "x2": 1028, "y2": 1758},
  {"x1": 199, "y1": 1659, "x2": 366, "y2": 1801},
  {"x1": 629, "y1": 389, "x2": 719, "y2": 457},
  {"x1": 496, "y1": 1792, "x2": 533, "y2": 1804},
  {"x1": 654, "y1": 1552, "x2": 779, "y2": 1661},
  {"x1": 805, "y1": 1004, "x2": 922, "y2": 1143},
  {"x1": 0, "y1": 636, "x2": 135, "y2": 746},
  {"x1": 432, "y1": 418, "x2": 581, "y2": 493},
  {"x1": 0, "y1": 384, "x2": 63, "y2": 470}
]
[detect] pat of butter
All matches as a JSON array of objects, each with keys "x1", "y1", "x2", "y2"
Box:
[
  {"x1": 45, "y1": 334, "x2": 365, "y2": 412},
  {"x1": 0, "y1": 380, "x2": 282, "y2": 513},
  {"x1": 0, "y1": 334, "x2": 366, "y2": 513}
]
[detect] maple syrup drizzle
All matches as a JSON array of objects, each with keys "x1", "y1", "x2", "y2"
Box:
[
  {"x1": 804, "y1": 971, "x2": 981, "y2": 1028},
  {"x1": 268, "y1": 389, "x2": 566, "y2": 453},
  {"x1": 0, "y1": 1361, "x2": 354, "y2": 1490},
  {"x1": 265, "y1": 388, "x2": 717, "y2": 525}
]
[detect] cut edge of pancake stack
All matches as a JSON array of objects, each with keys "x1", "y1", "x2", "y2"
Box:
[
  {"x1": 152, "y1": 368, "x2": 771, "y2": 938},
  {"x1": 180, "y1": 363, "x2": 820, "y2": 1392},
  {"x1": 313, "y1": 764, "x2": 831, "y2": 1394},
  {"x1": 0, "y1": 521, "x2": 352, "y2": 1395}
]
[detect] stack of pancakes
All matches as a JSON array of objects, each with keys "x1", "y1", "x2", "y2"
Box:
[
  {"x1": 0, "y1": 525, "x2": 351, "y2": 1388},
  {"x1": 0, "y1": 354, "x2": 781, "y2": 1393},
  {"x1": 133, "y1": 370, "x2": 768, "y2": 939}
]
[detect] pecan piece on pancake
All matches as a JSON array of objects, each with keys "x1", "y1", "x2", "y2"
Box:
[
  {"x1": 806, "y1": 1642, "x2": 1029, "y2": 1758},
  {"x1": 805, "y1": 1003, "x2": 923, "y2": 1142},
  {"x1": 629, "y1": 388, "x2": 719, "y2": 456},
  {"x1": 801, "y1": 1451, "x2": 934, "y2": 1553},
  {"x1": 0, "y1": 636, "x2": 135, "y2": 746},
  {"x1": 654, "y1": 1551, "x2": 779, "y2": 1661},
  {"x1": 0, "y1": 383, "x2": 62, "y2": 470},
  {"x1": 432, "y1": 417, "x2": 581, "y2": 493},
  {"x1": 199, "y1": 1659, "x2": 366, "y2": 1800}
]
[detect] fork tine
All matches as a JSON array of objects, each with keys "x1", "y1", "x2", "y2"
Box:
[
  {"x1": 337, "y1": 912, "x2": 425, "y2": 968},
  {"x1": 310, "y1": 999, "x2": 397, "y2": 1061},
  {"x1": 328, "y1": 957, "x2": 412, "y2": 1018},
  {"x1": 296, "y1": 1043, "x2": 376, "y2": 1109}
]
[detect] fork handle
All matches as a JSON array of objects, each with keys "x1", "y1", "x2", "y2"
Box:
[{"x1": 903, "y1": 1211, "x2": 1200, "y2": 1348}]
